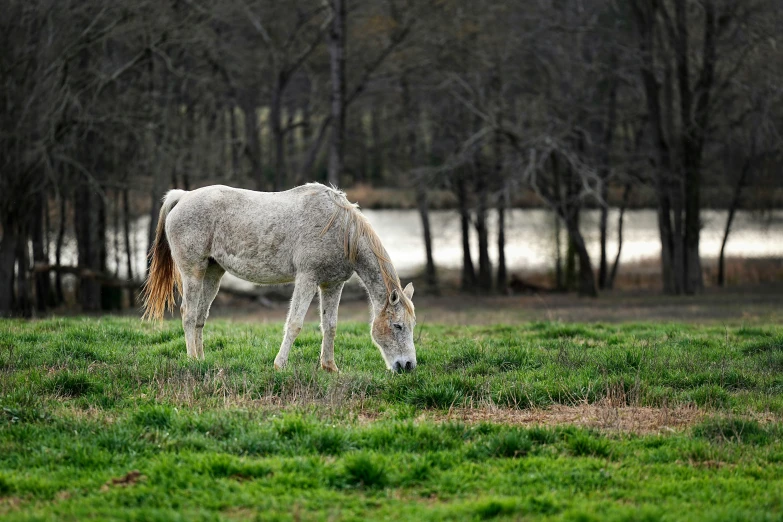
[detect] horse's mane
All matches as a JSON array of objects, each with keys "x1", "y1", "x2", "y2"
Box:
[{"x1": 315, "y1": 184, "x2": 414, "y2": 317}]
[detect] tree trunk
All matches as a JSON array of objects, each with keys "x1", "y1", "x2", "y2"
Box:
[
  {"x1": 15, "y1": 227, "x2": 32, "y2": 317},
  {"x1": 674, "y1": 0, "x2": 701, "y2": 295},
  {"x1": 457, "y1": 171, "x2": 476, "y2": 291},
  {"x1": 718, "y1": 160, "x2": 751, "y2": 287},
  {"x1": 55, "y1": 192, "x2": 66, "y2": 304},
  {"x1": 564, "y1": 213, "x2": 598, "y2": 297},
  {"x1": 496, "y1": 184, "x2": 508, "y2": 293},
  {"x1": 43, "y1": 193, "x2": 50, "y2": 261},
  {"x1": 98, "y1": 189, "x2": 107, "y2": 276},
  {"x1": 551, "y1": 148, "x2": 594, "y2": 296},
  {"x1": 598, "y1": 183, "x2": 610, "y2": 289},
  {"x1": 416, "y1": 183, "x2": 437, "y2": 290},
  {"x1": 608, "y1": 183, "x2": 632, "y2": 290},
  {"x1": 598, "y1": 59, "x2": 618, "y2": 290},
  {"x1": 662, "y1": 54, "x2": 687, "y2": 295},
  {"x1": 657, "y1": 192, "x2": 677, "y2": 294},
  {"x1": 565, "y1": 231, "x2": 578, "y2": 291},
  {"x1": 554, "y1": 212, "x2": 564, "y2": 291},
  {"x1": 113, "y1": 189, "x2": 120, "y2": 278},
  {"x1": 561, "y1": 152, "x2": 579, "y2": 292},
  {"x1": 495, "y1": 129, "x2": 507, "y2": 293},
  {"x1": 632, "y1": 1, "x2": 679, "y2": 295},
  {"x1": 327, "y1": 0, "x2": 346, "y2": 187},
  {"x1": 32, "y1": 193, "x2": 50, "y2": 312},
  {"x1": 679, "y1": 0, "x2": 716, "y2": 295},
  {"x1": 75, "y1": 185, "x2": 102, "y2": 311},
  {"x1": 670, "y1": 193, "x2": 685, "y2": 294},
  {"x1": 122, "y1": 186, "x2": 135, "y2": 306},
  {"x1": 0, "y1": 218, "x2": 18, "y2": 317},
  {"x1": 683, "y1": 181, "x2": 703, "y2": 294},
  {"x1": 475, "y1": 172, "x2": 492, "y2": 293},
  {"x1": 122, "y1": 186, "x2": 134, "y2": 277}
]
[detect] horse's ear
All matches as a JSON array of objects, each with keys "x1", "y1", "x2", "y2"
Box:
[
  {"x1": 389, "y1": 289, "x2": 400, "y2": 306},
  {"x1": 403, "y1": 282, "x2": 414, "y2": 300}
]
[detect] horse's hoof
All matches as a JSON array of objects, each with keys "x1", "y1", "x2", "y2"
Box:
[
  {"x1": 321, "y1": 361, "x2": 339, "y2": 373},
  {"x1": 274, "y1": 362, "x2": 284, "y2": 371}
]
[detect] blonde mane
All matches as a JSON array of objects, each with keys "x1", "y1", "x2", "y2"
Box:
[{"x1": 318, "y1": 186, "x2": 414, "y2": 317}]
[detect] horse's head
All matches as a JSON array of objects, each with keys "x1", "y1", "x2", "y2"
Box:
[{"x1": 371, "y1": 283, "x2": 416, "y2": 372}]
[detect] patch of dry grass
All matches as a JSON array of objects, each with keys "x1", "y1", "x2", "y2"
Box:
[{"x1": 427, "y1": 404, "x2": 706, "y2": 435}]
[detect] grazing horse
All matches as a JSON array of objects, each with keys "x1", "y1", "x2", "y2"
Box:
[{"x1": 142, "y1": 183, "x2": 416, "y2": 372}]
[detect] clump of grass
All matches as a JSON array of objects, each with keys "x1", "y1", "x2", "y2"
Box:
[
  {"x1": 235, "y1": 432, "x2": 281, "y2": 456},
  {"x1": 43, "y1": 372, "x2": 98, "y2": 398},
  {"x1": 406, "y1": 381, "x2": 464, "y2": 409},
  {"x1": 309, "y1": 426, "x2": 349, "y2": 455},
  {"x1": 693, "y1": 418, "x2": 772, "y2": 445},
  {"x1": 338, "y1": 452, "x2": 388, "y2": 489},
  {"x1": 202, "y1": 454, "x2": 271, "y2": 480},
  {"x1": 133, "y1": 405, "x2": 174, "y2": 429},
  {"x1": 528, "y1": 426, "x2": 558, "y2": 445},
  {"x1": 0, "y1": 341, "x2": 18, "y2": 371},
  {"x1": 474, "y1": 498, "x2": 517, "y2": 519},
  {"x1": 274, "y1": 414, "x2": 311, "y2": 439},
  {"x1": 469, "y1": 429, "x2": 533, "y2": 459},
  {"x1": 681, "y1": 440, "x2": 717, "y2": 463},
  {"x1": 1, "y1": 390, "x2": 48, "y2": 424},
  {"x1": 523, "y1": 494, "x2": 561, "y2": 516},
  {"x1": 567, "y1": 432, "x2": 611, "y2": 458},
  {"x1": 741, "y1": 335, "x2": 783, "y2": 355},
  {"x1": 687, "y1": 385, "x2": 730, "y2": 408},
  {"x1": 0, "y1": 473, "x2": 12, "y2": 495},
  {"x1": 399, "y1": 455, "x2": 435, "y2": 485}
]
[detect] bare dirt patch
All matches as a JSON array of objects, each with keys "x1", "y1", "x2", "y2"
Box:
[
  {"x1": 0, "y1": 496, "x2": 25, "y2": 514},
  {"x1": 217, "y1": 282, "x2": 783, "y2": 325},
  {"x1": 100, "y1": 470, "x2": 145, "y2": 492}
]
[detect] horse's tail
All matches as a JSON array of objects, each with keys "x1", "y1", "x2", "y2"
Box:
[{"x1": 142, "y1": 190, "x2": 187, "y2": 321}]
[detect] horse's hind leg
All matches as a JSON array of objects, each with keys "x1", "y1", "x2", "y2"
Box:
[
  {"x1": 274, "y1": 275, "x2": 317, "y2": 370},
  {"x1": 192, "y1": 264, "x2": 224, "y2": 359},
  {"x1": 319, "y1": 282, "x2": 344, "y2": 373},
  {"x1": 180, "y1": 263, "x2": 224, "y2": 360},
  {"x1": 180, "y1": 272, "x2": 204, "y2": 359}
]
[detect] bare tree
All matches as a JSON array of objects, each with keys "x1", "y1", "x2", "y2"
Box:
[{"x1": 629, "y1": 0, "x2": 772, "y2": 294}]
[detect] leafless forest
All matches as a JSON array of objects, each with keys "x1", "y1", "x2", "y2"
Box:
[{"x1": 1, "y1": 0, "x2": 782, "y2": 316}]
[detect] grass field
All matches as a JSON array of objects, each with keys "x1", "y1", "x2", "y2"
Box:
[{"x1": 1, "y1": 318, "x2": 783, "y2": 520}]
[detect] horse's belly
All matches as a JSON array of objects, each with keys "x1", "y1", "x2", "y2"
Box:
[{"x1": 212, "y1": 252, "x2": 295, "y2": 286}]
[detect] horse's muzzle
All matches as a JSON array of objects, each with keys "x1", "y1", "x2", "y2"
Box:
[{"x1": 392, "y1": 359, "x2": 416, "y2": 372}]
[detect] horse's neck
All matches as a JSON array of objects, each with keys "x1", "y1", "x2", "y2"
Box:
[{"x1": 354, "y1": 240, "x2": 393, "y2": 319}]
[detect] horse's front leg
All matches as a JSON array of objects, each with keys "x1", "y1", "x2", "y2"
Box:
[
  {"x1": 274, "y1": 275, "x2": 317, "y2": 370},
  {"x1": 318, "y1": 282, "x2": 345, "y2": 373}
]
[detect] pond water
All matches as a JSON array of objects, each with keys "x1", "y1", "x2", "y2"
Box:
[
  {"x1": 363, "y1": 208, "x2": 783, "y2": 275},
  {"x1": 54, "y1": 209, "x2": 783, "y2": 291}
]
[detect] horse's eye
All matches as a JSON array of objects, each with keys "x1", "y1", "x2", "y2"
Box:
[{"x1": 393, "y1": 323, "x2": 403, "y2": 331}]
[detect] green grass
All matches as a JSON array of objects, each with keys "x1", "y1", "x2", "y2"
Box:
[{"x1": 1, "y1": 318, "x2": 782, "y2": 520}]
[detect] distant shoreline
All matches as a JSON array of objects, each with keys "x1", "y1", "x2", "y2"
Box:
[{"x1": 341, "y1": 183, "x2": 783, "y2": 211}]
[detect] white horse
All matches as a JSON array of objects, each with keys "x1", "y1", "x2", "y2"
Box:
[{"x1": 142, "y1": 183, "x2": 416, "y2": 372}]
